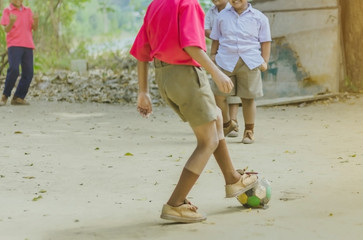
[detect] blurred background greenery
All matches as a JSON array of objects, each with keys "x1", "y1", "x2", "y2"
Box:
[{"x1": 0, "y1": 0, "x2": 215, "y2": 74}]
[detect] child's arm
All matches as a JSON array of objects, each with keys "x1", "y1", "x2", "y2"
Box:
[
  {"x1": 259, "y1": 41, "x2": 271, "y2": 72},
  {"x1": 205, "y1": 29, "x2": 211, "y2": 39},
  {"x1": 4, "y1": 14, "x2": 17, "y2": 33},
  {"x1": 210, "y1": 40, "x2": 220, "y2": 62},
  {"x1": 32, "y1": 13, "x2": 39, "y2": 31},
  {"x1": 184, "y1": 46, "x2": 233, "y2": 94},
  {"x1": 136, "y1": 61, "x2": 152, "y2": 118}
]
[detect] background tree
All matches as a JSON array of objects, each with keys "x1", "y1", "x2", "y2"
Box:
[
  {"x1": 340, "y1": 0, "x2": 363, "y2": 91},
  {"x1": 0, "y1": 0, "x2": 238, "y2": 73},
  {"x1": 25, "y1": 0, "x2": 90, "y2": 53}
]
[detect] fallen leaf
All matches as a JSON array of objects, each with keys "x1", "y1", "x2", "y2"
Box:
[
  {"x1": 32, "y1": 195, "x2": 43, "y2": 201},
  {"x1": 23, "y1": 176, "x2": 35, "y2": 179}
]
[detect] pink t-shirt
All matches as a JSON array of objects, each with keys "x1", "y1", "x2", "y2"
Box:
[
  {"x1": 0, "y1": 4, "x2": 35, "y2": 49},
  {"x1": 130, "y1": 0, "x2": 206, "y2": 66}
]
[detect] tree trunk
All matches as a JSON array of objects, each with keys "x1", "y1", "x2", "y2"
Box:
[{"x1": 340, "y1": 0, "x2": 363, "y2": 90}]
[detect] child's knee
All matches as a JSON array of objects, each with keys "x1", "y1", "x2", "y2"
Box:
[
  {"x1": 215, "y1": 108, "x2": 225, "y2": 139},
  {"x1": 208, "y1": 134, "x2": 219, "y2": 152},
  {"x1": 198, "y1": 133, "x2": 219, "y2": 153}
]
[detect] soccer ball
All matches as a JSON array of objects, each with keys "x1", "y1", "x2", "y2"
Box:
[{"x1": 237, "y1": 178, "x2": 271, "y2": 208}]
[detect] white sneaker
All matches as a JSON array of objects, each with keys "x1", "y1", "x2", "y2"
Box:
[{"x1": 227, "y1": 129, "x2": 239, "y2": 137}]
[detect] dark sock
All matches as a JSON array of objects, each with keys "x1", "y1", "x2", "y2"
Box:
[
  {"x1": 167, "y1": 168, "x2": 200, "y2": 207},
  {"x1": 245, "y1": 123, "x2": 254, "y2": 132},
  {"x1": 223, "y1": 120, "x2": 231, "y2": 128}
]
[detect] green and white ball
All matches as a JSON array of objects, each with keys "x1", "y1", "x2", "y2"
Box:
[{"x1": 237, "y1": 178, "x2": 271, "y2": 208}]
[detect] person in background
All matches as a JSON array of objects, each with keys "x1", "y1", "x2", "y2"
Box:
[
  {"x1": 205, "y1": 0, "x2": 241, "y2": 138},
  {"x1": 210, "y1": 0, "x2": 271, "y2": 144},
  {"x1": 0, "y1": 0, "x2": 38, "y2": 106}
]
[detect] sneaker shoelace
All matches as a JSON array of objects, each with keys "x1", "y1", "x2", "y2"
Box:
[
  {"x1": 243, "y1": 130, "x2": 254, "y2": 140},
  {"x1": 237, "y1": 168, "x2": 258, "y2": 176},
  {"x1": 184, "y1": 199, "x2": 198, "y2": 212}
]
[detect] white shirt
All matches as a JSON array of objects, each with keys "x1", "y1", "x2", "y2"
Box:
[
  {"x1": 210, "y1": 4, "x2": 271, "y2": 71},
  {"x1": 204, "y1": 3, "x2": 231, "y2": 30}
]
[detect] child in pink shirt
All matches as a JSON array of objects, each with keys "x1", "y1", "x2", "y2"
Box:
[
  {"x1": 130, "y1": 0, "x2": 258, "y2": 223},
  {"x1": 0, "y1": 0, "x2": 38, "y2": 106}
]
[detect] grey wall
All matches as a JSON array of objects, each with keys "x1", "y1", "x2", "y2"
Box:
[{"x1": 252, "y1": 0, "x2": 341, "y2": 98}]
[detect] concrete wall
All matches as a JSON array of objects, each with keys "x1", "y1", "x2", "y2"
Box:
[{"x1": 252, "y1": 0, "x2": 341, "y2": 98}]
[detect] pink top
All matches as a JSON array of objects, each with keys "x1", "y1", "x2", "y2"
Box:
[
  {"x1": 1, "y1": 4, "x2": 35, "y2": 49},
  {"x1": 130, "y1": 0, "x2": 206, "y2": 66}
]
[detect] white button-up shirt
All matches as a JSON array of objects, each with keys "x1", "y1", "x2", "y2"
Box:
[
  {"x1": 210, "y1": 4, "x2": 271, "y2": 71},
  {"x1": 204, "y1": 3, "x2": 231, "y2": 30}
]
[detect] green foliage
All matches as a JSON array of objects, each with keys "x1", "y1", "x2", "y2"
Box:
[
  {"x1": 72, "y1": 41, "x2": 89, "y2": 59},
  {"x1": 98, "y1": 1, "x2": 116, "y2": 13},
  {"x1": 0, "y1": 11, "x2": 7, "y2": 76},
  {"x1": 0, "y1": 0, "x2": 221, "y2": 73},
  {"x1": 87, "y1": 49, "x2": 137, "y2": 73},
  {"x1": 27, "y1": 0, "x2": 91, "y2": 71},
  {"x1": 344, "y1": 76, "x2": 359, "y2": 92},
  {"x1": 0, "y1": 12, "x2": 6, "y2": 53},
  {"x1": 129, "y1": 0, "x2": 151, "y2": 13},
  {"x1": 0, "y1": 1, "x2": 93, "y2": 72},
  {"x1": 199, "y1": 0, "x2": 213, "y2": 11},
  {"x1": 71, "y1": 0, "x2": 145, "y2": 39},
  {"x1": 33, "y1": 53, "x2": 47, "y2": 72}
]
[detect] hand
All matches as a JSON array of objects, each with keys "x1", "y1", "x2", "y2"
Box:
[
  {"x1": 137, "y1": 92, "x2": 153, "y2": 118},
  {"x1": 258, "y1": 62, "x2": 268, "y2": 72},
  {"x1": 212, "y1": 71, "x2": 234, "y2": 94},
  {"x1": 9, "y1": 14, "x2": 17, "y2": 23},
  {"x1": 210, "y1": 54, "x2": 216, "y2": 63}
]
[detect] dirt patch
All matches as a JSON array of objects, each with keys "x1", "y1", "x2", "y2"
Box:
[{"x1": 1, "y1": 95, "x2": 363, "y2": 239}]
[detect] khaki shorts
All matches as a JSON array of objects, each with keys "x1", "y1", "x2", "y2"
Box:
[
  {"x1": 227, "y1": 96, "x2": 242, "y2": 104},
  {"x1": 154, "y1": 59, "x2": 217, "y2": 127},
  {"x1": 211, "y1": 58, "x2": 263, "y2": 99}
]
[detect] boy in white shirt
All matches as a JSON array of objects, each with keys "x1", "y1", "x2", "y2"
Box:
[
  {"x1": 205, "y1": 0, "x2": 230, "y2": 38},
  {"x1": 210, "y1": 0, "x2": 271, "y2": 144},
  {"x1": 205, "y1": 0, "x2": 241, "y2": 138}
]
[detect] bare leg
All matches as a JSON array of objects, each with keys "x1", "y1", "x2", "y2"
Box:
[
  {"x1": 214, "y1": 139, "x2": 241, "y2": 184},
  {"x1": 213, "y1": 107, "x2": 241, "y2": 184},
  {"x1": 167, "y1": 168, "x2": 200, "y2": 207},
  {"x1": 241, "y1": 98, "x2": 255, "y2": 126},
  {"x1": 215, "y1": 95, "x2": 229, "y2": 124},
  {"x1": 240, "y1": 98, "x2": 256, "y2": 143},
  {"x1": 229, "y1": 103, "x2": 239, "y2": 123},
  {"x1": 167, "y1": 120, "x2": 219, "y2": 207},
  {"x1": 167, "y1": 108, "x2": 245, "y2": 207}
]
